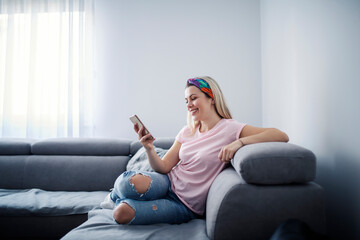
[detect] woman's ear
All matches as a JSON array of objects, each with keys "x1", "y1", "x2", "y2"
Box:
[{"x1": 212, "y1": 99, "x2": 215, "y2": 105}]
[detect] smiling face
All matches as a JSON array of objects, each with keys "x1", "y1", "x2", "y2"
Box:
[{"x1": 185, "y1": 86, "x2": 214, "y2": 122}]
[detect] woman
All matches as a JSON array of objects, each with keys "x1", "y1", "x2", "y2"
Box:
[{"x1": 101, "y1": 76, "x2": 289, "y2": 225}]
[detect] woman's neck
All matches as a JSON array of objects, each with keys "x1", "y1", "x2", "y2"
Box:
[{"x1": 199, "y1": 114, "x2": 222, "y2": 133}]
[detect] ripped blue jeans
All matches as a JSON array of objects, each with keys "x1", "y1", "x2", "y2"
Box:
[{"x1": 110, "y1": 170, "x2": 196, "y2": 225}]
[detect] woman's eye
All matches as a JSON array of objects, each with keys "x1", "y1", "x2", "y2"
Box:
[{"x1": 185, "y1": 97, "x2": 196, "y2": 104}]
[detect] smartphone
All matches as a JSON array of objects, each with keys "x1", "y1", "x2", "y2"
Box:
[{"x1": 129, "y1": 115, "x2": 154, "y2": 139}]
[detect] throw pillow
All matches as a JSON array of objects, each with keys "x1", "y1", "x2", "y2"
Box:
[
  {"x1": 231, "y1": 142, "x2": 316, "y2": 185},
  {"x1": 126, "y1": 147, "x2": 168, "y2": 172}
]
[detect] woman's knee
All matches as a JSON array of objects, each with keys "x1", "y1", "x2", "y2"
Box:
[
  {"x1": 113, "y1": 202, "x2": 135, "y2": 224},
  {"x1": 117, "y1": 171, "x2": 150, "y2": 190},
  {"x1": 130, "y1": 173, "x2": 152, "y2": 194}
]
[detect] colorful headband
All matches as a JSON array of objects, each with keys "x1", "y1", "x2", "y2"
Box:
[{"x1": 187, "y1": 78, "x2": 214, "y2": 99}]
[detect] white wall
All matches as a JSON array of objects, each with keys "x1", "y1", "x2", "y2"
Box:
[
  {"x1": 261, "y1": 0, "x2": 360, "y2": 239},
  {"x1": 92, "y1": 0, "x2": 360, "y2": 238},
  {"x1": 93, "y1": 0, "x2": 262, "y2": 140}
]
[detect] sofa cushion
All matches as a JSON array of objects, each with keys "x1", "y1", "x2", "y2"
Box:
[
  {"x1": 32, "y1": 138, "x2": 132, "y2": 156},
  {"x1": 231, "y1": 142, "x2": 316, "y2": 185},
  {"x1": 127, "y1": 147, "x2": 168, "y2": 172},
  {"x1": 0, "y1": 156, "x2": 28, "y2": 189},
  {"x1": 0, "y1": 139, "x2": 35, "y2": 155},
  {"x1": 0, "y1": 189, "x2": 107, "y2": 216},
  {"x1": 61, "y1": 209, "x2": 209, "y2": 240},
  {"x1": 22, "y1": 155, "x2": 128, "y2": 191}
]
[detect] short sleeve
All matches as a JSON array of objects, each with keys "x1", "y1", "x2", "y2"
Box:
[
  {"x1": 231, "y1": 120, "x2": 247, "y2": 140},
  {"x1": 175, "y1": 125, "x2": 190, "y2": 144}
]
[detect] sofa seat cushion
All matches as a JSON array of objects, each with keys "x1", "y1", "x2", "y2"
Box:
[
  {"x1": 231, "y1": 142, "x2": 316, "y2": 185},
  {"x1": 0, "y1": 189, "x2": 108, "y2": 216},
  {"x1": 61, "y1": 209, "x2": 209, "y2": 240}
]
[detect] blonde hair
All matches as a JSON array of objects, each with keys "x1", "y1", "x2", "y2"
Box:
[{"x1": 186, "y1": 76, "x2": 232, "y2": 135}]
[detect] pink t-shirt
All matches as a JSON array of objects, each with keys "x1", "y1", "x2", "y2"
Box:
[{"x1": 167, "y1": 118, "x2": 246, "y2": 215}]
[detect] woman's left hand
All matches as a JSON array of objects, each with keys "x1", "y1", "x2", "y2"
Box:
[{"x1": 218, "y1": 139, "x2": 244, "y2": 163}]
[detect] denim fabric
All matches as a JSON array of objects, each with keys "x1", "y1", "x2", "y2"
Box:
[{"x1": 110, "y1": 170, "x2": 196, "y2": 225}]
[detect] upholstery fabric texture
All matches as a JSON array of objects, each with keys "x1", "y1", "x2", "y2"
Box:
[
  {"x1": 231, "y1": 142, "x2": 316, "y2": 184},
  {"x1": 207, "y1": 168, "x2": 326, "y2": 240},
  {"x1": 0, "y1": 189, "x2": 107, "y2": 216},
  {"x1": 61, "y1": 209, "x2": 209, "y2": 240},
  {"x1": 0, "y1": 139, "x2": 34, "y2": 155},
  {"x1": 0, "y1": 156, "x2": 28, "y2": 189},
  {"x1": 0, "y1": 155, "x2": 128, "y2": 191},
  {"x1": 32, "y1": 138, "x2": 132, "y2": 156}
]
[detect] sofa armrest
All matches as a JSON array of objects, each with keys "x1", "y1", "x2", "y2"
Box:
[
  {"x1": 206, "y1": 167, "x2": 244, "y2": 240},
  {"x1": 206, "y1": 168, "x2": 326, "y2": 240}
]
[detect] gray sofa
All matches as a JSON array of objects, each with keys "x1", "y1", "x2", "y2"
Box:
[{"x1": 0, "y1": 137, "x2": 326, "y2": 240}]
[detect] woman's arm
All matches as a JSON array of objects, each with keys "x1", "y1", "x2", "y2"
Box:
[
  {"x1": 145, "y1": 140, "x2": 181, "y2": 174},
  {"x1": 218, "y1": 125, "x2": 289, "y2": 163},
  {"x1": 134, "y1": 124, "x2": 181, "y2": 174},
  {"x1": 239, "y1": 125, "x2": 289, "y2": 144}
]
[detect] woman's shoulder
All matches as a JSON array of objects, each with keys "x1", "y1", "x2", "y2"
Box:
[
  {"x1": 222, "y1": 118, "x2": 244, "y2": 125},
  {"x1": 176, "y1": 125, "x2": 192, "y2": 143},
  {"x1": 221, "y1": 118, "x2": 247, "y2": 129},
  {"x1": 178, "y1": 125, "x2": 190, "y2": 134}
]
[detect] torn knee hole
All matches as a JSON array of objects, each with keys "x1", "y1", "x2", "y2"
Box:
[
  {"x1": 114, "y1": 202, "x2": 135, "y2": 224},
  {"x1": 130, "y1": 174, "x2": 152, "y2": 194},
  {"x1": 152, "y1": 205, "x2": 157, "y2": 211}
]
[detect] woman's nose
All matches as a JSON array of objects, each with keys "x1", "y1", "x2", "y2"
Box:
[{"x1": 187, "y1": 101, "x2": 193, "y2": 109}]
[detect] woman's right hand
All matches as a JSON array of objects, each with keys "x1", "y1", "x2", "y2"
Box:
[{"x1": 133, "y1": 123, "x2": 155, "y2": 150}]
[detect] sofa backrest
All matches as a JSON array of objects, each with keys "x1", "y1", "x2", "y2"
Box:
[
  {"x1": 0, "y1": 137, "x2": 175, "y2": 191},
  {"x1": 0, "y1": 138, "x2": 132, "y2": 191},
  {"x1": 130, "y1": 137, "x2": 174, "y2": 156}
]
